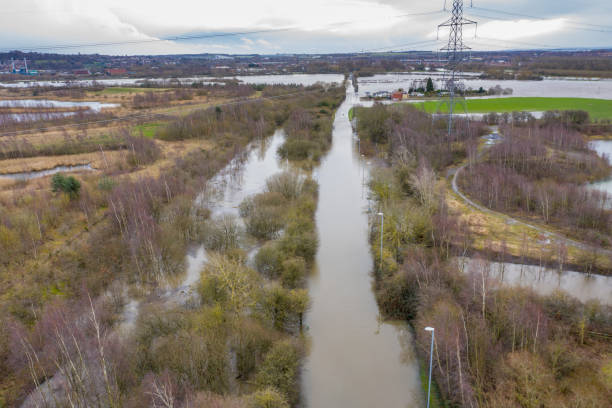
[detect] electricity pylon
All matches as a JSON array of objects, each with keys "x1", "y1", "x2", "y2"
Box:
[{"x1": 436, "y1": 0, "x2": 477, "y2": 141}]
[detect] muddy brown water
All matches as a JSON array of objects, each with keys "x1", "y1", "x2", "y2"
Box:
[{"x1": 301, "y1": 82, "x2": 422, "y2": 407}]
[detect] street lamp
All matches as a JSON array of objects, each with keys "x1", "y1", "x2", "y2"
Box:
[
  {"x1": 377, "y1": 212, "x2": 384, "y2": 271},
  {"x1": 425, "y1": 327, "x2": 435, "y2": 408}
]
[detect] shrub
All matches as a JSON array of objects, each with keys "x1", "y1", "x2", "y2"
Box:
[
  {"x1": 376, "y1": 271, "x2": 418, "y2": 320},
  {"x1": 248, "y1": 388, "x2": 289, "y2": 408},
  {"x1": 125, "y1": 134, "x2": 161, "y2": 167},
  {"x1": 97, "y1": 176, "x2": 116, "y2": 191},
  {"x1": 201, "y1": 254, "x2": 259, "y2": 314},
  {"x1": 257, "y1": 286, "x2": 309, "y2": 332},
  {"x1": 356, "y1": 102, "x2": 389, "y2": 144},
  {"x1": 255, "y1": 243, "x2": 283, "y2": 279},
  {"x1": 51, "y1": 173, "x2": 81, "y2": 199},
  {"x1": 280, "y1": 257, "x2": 306, "y2": 288},
  {"x1": 240, "y1": 196, "x2": 286, "y2": 240},
  {"x1": 265, "y1": 172, "x2": 303, "y2": 200},
  {"x1": 254, "y1": 340, "x2": 301, "y2": 404},
  {"x1": 203, "y1": 215, "x2": 241, "y2": 252},
  {"x1": 234, "y1": 318, "x2": 278, "y2": 381},
  {"x1": 278, "y1": 139, "x2": 318, "y2": 161},
  {"x1": 279, "y1": 231, "x2": 318, "y2": 265}
]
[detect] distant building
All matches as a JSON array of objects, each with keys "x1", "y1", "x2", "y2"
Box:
[
  {"x1": 372, "y1": 91, "x2": 390, "y2": 99},
  {"x1": 73, "y1": 69, "x2": 91, "y2": 76},
  {"x1": 105, "y1": 68, "x2": 127, "y2": 76},
  {"x1": 391, "y1": 91, "x2": 403, "y2": 101}
]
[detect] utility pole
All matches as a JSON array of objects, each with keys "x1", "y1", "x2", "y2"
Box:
[
  {"x1": 378, "y1": 212, "x2": 384, "y2": 272},
  {"x1": 425, "y1": 327, "x2": 435, "y2": 408},
  {"x1": 437, "y1": 1, "x2": 477, "y2": 141}
]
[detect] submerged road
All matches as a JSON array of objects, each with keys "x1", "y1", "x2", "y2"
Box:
[
  {"x1": 451, "y1": 147, "x2": 612, "y2": 257},
  {"x1": 301, "y1": 82, "x2": 422, "y2": 407}
]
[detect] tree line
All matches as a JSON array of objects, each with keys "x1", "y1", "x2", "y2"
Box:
[{"x1": 356, "y1": 104, "x2": 612, "y2": 407}]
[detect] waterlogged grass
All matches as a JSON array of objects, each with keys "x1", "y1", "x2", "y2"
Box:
[{"x1": 420, "y1": 97, "x2": 612, "y2": 121}]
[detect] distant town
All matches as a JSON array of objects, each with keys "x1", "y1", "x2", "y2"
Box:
[{"x1": 1, "y1": 48, "x2": 611, "y2": 81}]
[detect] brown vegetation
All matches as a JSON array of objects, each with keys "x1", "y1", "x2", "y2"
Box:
[
  {"x1": 460, "y1": 123, "x2": 612, "y2": 247},
  {"x1": 0, "y1": 83, "x2": 342, "y2": 406},
  {"x1": 358, "y1": 104, "x2": 612, "y2": 407}
]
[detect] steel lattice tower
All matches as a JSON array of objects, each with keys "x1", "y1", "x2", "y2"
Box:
[{"x1": 437, "y1": 0, "x2": 477, "y2": 139}]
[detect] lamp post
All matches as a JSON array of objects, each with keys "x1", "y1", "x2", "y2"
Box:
[
  {"x1": 377, "y1": 212, "x2": 384, "y2": 271},
  {"x1": 425, "y1": 327, "x2": 435, "y2": 408}
]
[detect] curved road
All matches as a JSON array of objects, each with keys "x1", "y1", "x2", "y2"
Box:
[{"x1": 451, "y1": 160, "x2": 612, "y2": 256}]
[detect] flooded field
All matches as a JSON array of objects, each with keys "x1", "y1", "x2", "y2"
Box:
[
  {"x1": 0, "y1": 99, "x2": 118, "y2": 111},
  {"x1": 589, "y1": 140, "x2": 612, "y2": 200},
  {"x1": 358, "y1": 72, "x2": 612, "y2": 99},
  {"x1": 0, "y1": 99, "x2": 118, "y2": 122},
  {"x1": 0, "y1": 73, "x2": 344, "y2": 89},
  {"x1": 459, "y1": 258, "x2": 612, "y2": 306}
]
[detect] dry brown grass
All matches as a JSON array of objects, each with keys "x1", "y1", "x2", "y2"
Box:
[
  {"x1": 0, "y1": 151, "x2": 121, "y2": 174},
  {"x1": 446, "y1": 184, "x2": 612, "y2": 269}
]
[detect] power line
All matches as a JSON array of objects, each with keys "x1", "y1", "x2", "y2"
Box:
[
  {"x1": 0, "y1": 28, "x2": 294, "y2": 53},
  {"x1": 467, "y1": 10, "x2": 612, "y2": 34},
  {"x1": 358, "y1": 40, "x2": 441, "y2": 54},
  {"x1": 436, "y1": 0, "x2": 476, "y2": 140},
  {"x1": 474, "y1": 37, "x2": 563, "y2": 50},
  {"x1": 471, "y1": 6, "x2": 612, "y2": 31},
  {"x1": 1, "y1": 10, "x2": 446, "y2": 54}
]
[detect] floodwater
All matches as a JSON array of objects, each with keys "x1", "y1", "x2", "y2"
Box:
[
  {"x1": 302, "y1": 82, "x2": 421, "y2": 407},
  {"x1": 0, "y1": 99, "x2": 118, "y2": 111},
  {"x1": 178, "y1": 129, "x2": 287, "y2": 292},
  {"x1": 231, "y1": 73, "x2": 344, "y2": 86},
  {"x1": 0, "y1": 74, "x2": 343, "y2": 89},
  {"x1": 0, "y1": 164, "x2": 93, "y2": 180},
  {"x1": 458, "y1": 258, "x2": 612, "y2": 306},
  {"x1": 358, "y1": 72, "x2": 612, "y2": 100},
  {"x1": 589, "y1": 140, "x2": 612, "y2": 198},
  {"x1": 0, "y1": 99, "x2": 118, "y2": 122}
]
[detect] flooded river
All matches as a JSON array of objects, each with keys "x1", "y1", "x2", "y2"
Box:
[{"x1": 302, "y1": 83, "x2": 421, "y2": 407}]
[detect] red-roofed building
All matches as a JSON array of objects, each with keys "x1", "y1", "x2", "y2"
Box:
[{"x1": 105, "y1": 68, "x2": 127, "y2": 76}]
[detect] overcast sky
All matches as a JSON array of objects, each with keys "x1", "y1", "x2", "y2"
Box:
[{"x1": 0, "y1": 0, "x2": 610, "y2": 55}]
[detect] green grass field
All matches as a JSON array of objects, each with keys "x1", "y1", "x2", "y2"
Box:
[
  {"x1": 133, "y1": 122, "x2": 164, "y2": 138},
  {"x1": 420, "y1": 97, "x2": 612, "y2": 121}
]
